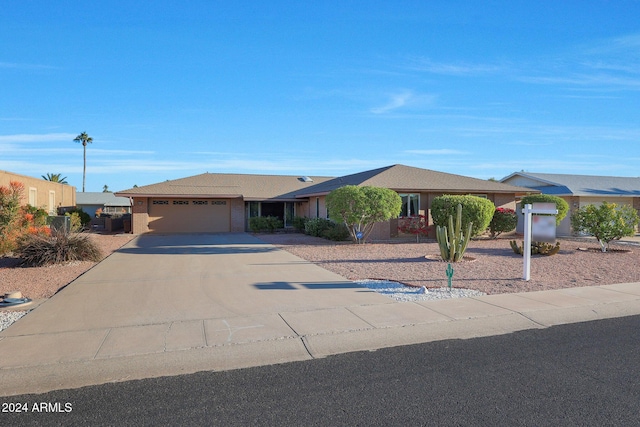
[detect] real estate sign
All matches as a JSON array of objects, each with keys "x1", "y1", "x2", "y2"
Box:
[
  {"x1": 531, "y1": 203, "x2": 557, "y2": 242},
  {"x1": 522, "y1": 203, "x2": 558, "y2": 281}
]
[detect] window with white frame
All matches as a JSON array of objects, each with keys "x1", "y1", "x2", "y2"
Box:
[
  {"x1": 399, "y1": 193, "x2": 419, "y2": 217},
  {"x1": 29, "y1": 188, "x2": 37, "y2": 206},
  {"x1": 48, "y1": 191, "x2": 56, "y2": 215}
]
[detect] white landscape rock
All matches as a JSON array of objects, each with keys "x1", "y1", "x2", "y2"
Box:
[
  {"x1": 355, "y1": 279, "x2": 485, "y2": 302},
  {"x1": 0, "y1": 310, "x2": 29, "y2": 332}
]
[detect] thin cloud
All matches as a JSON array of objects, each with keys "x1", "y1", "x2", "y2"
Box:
[
  {"x1": 404, "y1": 149, "x2": 470, "y2": 155},
  {"x1": 0, "y1": 62, "x2": 57, "y2": 70},
  {"x1": 370, "y1": 91, "x2": 436, "y2": 114},
  {"x1": 405, "y1": 57, "x2": 505, "y2": 76},
  {"x1": 0, "y1": 133, "x2": 77, "y2": 142},
  {"x1": 370, "y1": 91, "x2": 413, "y2": 114}
]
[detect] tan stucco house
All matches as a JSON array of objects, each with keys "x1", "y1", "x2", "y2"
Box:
[
  {"x1": 501, "y1": 172, "x2": 640, "y2": 236},
  {"x1": 0, "y1": 170, "x2": 76, "y2": 215},
  {"x1": 116, "y1": 164, "x2": 533, "y2": 238}
]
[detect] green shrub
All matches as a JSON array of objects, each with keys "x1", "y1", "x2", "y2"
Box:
[
  {"x1": 304, "y1": 218, "x2": 334, "y2": 237},
  {"x1": 22, "y1": 205, "x2": 48, "y2": 226},
  {"x1": 489, "y1": 207, "x2": 517, "y2": 238},
  {"x1": 431, "y1": 195, "x2": 495, "y2": 237},
  {"x1": 520, "y1": 194, "x2": 569, "y2": 226},
  {"x1": 249, "y1": 216, "x2": 283, "y2": 233},
  {"x1": 67, "y1": 212, "x2": 83, "y2": 232},
  {"x1": 65, "y1": 208, "x2": 92, "y2": 227},
  {"x1": 292, "y1": 216, "x2": 308, "y2": 232},
  {"x1": 570, "y1": 202, "x2": 639, "y2": 252},
  {"x1": 17, "y1": 228, "x2": 102, "y2": 266},
  {"x1": 321, "y1": 222, "x2": 351, "y2": 241}
]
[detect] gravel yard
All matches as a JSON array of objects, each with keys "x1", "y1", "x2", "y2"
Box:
[
  {"x1": 0, "y1": 233, "x2": 135, "y2": 300},
  {"x1": 256, "y1": 233, "x2": 640, "y2": 296}
]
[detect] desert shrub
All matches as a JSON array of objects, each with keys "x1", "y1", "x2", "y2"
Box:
[
  {"x1": 520, "y1": 194, "x2": 568, "y2": 226},
  {"x1": 17, "y1": 228, "x2": 102, "y2": 266},
  {"x1": 489, "y1": 207, "x2": 517, "y2": 238},
  {"x1": 65, "y1": 208, "x2": 92, "y2": 226},
  {"x1": 321, "y1": 222, "x2": 350, "y2": 241},
  {"x1": 304, "y1": 218, "x2": 333, "y2": 237},
  {"x1": 570, "y1": 202, "x2": 639, "y2": 252},
  {"x1": 292, "y1": 216, "x2": 308, "y2": 232},
  {"x1": 0, "y1": 181, "x2": 25, "y2": 253},
  {"x1": 22, "y1": 205, "x2": 48, "y2": 226},
  {"x1": 67, "y1": 212, "x2": 83, "y2": 232},
  {"x1": 431, "y1": 195, "x2": 495, "y2": 237},
  {"x1": 249, "y1": 216, "x2": 283, "y2": 233},
  {"x1": 398, "y1": 215, "x2": 430, "y2": 242}
]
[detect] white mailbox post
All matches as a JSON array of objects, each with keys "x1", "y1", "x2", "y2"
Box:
[{"x1": 523, "y1": 203, "x2": 558, "y2": 281}]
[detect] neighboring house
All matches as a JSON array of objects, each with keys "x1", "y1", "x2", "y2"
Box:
[
  {"x1": 76, "y1": 192, "x2": 132, "y2": 217},
  {"x1": 0, "y1": 170, "x2": 76, "y2": 215},
  {"x1": 501, "y1": 172, "x2": 640, "y2": 236},
  {"x1": 116, "y1": 164, "x2": 534, "y2": 238}
]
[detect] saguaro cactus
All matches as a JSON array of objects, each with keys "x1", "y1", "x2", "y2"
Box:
[{"x1": 436, "y1": 204, "x2": 473, "y2": 262}]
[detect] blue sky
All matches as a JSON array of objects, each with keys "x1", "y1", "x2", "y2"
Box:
[{"x1": 2, "y1": 1, "x2": 640, "y2": 192}]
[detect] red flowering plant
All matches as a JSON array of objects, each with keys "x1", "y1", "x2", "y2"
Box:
[
  {"x1": 398, "y1": 214, "x2": 431, "y2": 243},
  {"x1": 489, "y1": 207, "x2": 517, "y2": 238},
  {"x1": 20, "y1": 207, "x2": 50, "y2": 236}
]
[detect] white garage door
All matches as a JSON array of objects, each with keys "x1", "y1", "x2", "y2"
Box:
[{"x1": 148, "y1": 199, "x2": 230, "y2": 233}]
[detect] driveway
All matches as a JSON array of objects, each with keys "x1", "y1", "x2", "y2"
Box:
[{"x1": 5, "y1": 233, "x2": 390, "y2": 335}]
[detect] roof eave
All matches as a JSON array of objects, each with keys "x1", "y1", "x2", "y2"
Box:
[{"x1": 115, "y1": 192, "x2": 243, "y2": 199}]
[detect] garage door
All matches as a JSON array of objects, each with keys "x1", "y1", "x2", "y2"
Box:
[{"x1": 148, "y1": 199, "x2": 230, "y2": 233}]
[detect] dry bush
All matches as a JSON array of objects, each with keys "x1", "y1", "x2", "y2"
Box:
[{"x1": 17, "y1": 229, "x2": 102, "y2": 266}]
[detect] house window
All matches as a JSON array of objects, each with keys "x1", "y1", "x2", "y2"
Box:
[
  {"x1": 48, "y1": 191, "x2": 56, "y2": 215},
  {"x1": 29, "y1": 188, "x2": 37, "y2": 206},
  {"x1": 152, "y1": 200, "x2": 169, "y2": 205},
  {"x1": 315, "y1": 197, "x2": 320, "y2": 218},
  {"x1": 172, "y1": 200, "x2": 189, "y2": 205},
  {"x1": 399, "y1": 194, "x2": 419, "y2": 217},
  {"x1": 248, "y1": 201, "x2": 260, "y2": 217},
  {"x1": 284, "y1": 202, "x2": 295, "y2": 227},
  {"x1": 192, "y1": 200, "x2": 208, "y2": 205}
]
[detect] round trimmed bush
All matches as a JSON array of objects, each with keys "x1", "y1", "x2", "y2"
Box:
[
  {"x1": 489, "y1": 207, "x2": 517, "y2": 238},
  {"x1": 431, "y1": 195, "x2": 495, "y2": 237},
  {"x1": 520, "y1": 194, "x2": 569, "y2": 226}
]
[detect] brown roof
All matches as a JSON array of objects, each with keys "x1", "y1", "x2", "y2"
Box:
[
  {"x1": 115, "y1": 165, "x2": 535, "y2": 201},
  {"x1": 115, "y1": 173, "x2": 334, "y2": 201},
  {"x1": 296, "y1": 164, "x2": 535, "y2": 196}
]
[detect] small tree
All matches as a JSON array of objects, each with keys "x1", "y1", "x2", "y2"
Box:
[
  {"x1": 570, "y1": 202, "x2": 639, "y2": 252},
  {"x1": 326, "y1": 185, "x2": 402, "y2": 243}
]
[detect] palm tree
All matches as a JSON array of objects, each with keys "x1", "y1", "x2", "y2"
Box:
[
  {"x1": 41, "y1": 173, "x2": 68, "y2": 184},
  {"x1": 74, "y1": 132, "x2": 93, "y2": 192}
]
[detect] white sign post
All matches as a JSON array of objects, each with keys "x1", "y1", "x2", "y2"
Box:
[{"x1": 523, "y1": 203, "x2": 558, "y2": 281}]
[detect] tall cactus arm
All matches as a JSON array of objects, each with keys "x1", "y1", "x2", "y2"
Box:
[
  {"x1": 454, "y1": 204, "x2": 462, "y2": 238},
  {"x1": 436, "y1": 225, "x2": 450, "y2": 260}
]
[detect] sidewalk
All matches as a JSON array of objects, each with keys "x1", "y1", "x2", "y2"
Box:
[{"x1": 1, "y1": 234, "x2": 640, "y2": 397}]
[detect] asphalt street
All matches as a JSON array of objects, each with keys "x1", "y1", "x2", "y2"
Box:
[{"x1": 2, "y1": 315, "x2": 640, "y2": 426}]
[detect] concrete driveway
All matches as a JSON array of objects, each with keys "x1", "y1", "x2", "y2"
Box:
[{"x1": 3, "y1": 233, "x2": 640, "y2": 396}]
